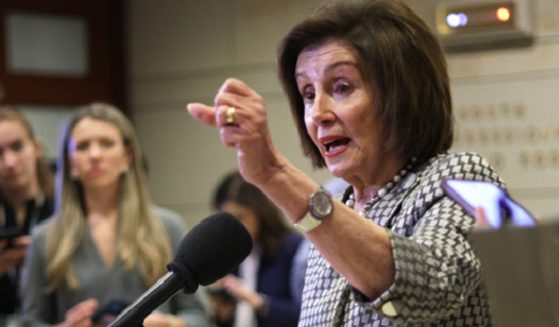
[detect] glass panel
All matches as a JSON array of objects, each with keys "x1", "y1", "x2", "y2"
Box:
[
  {"x1": 5, "y1": 12, "x2": 88, "y2": 76},
  {"x1": 20, "y1": 105, "x2": 74, "y2": 160}
]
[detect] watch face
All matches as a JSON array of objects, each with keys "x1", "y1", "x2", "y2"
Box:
[{"x1": 310, "y1": 189, "x2": 333, "y2": 219}]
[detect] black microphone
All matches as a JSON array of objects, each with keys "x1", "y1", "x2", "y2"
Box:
[{"x1": 108, "y1": 212, "x2": 253, "y2": 327}]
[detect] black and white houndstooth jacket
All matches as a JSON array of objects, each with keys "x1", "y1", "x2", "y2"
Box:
[{"x1": 298, "y1": 152, "x2": 503, "y2": 327}]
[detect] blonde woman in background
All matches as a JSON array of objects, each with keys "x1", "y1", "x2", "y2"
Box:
[
  {"x1": 0, "y1": 107, "x2": 55, "y2": 324},
  {"x1": 21, "y1": 103, "x2": 210, "y2": 327}
]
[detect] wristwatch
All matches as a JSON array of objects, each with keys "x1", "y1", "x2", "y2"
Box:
[{"x1": 294, "y1": 187, "x2": 333, "y2": 233}]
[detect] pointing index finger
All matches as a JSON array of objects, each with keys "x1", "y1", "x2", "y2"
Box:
[
  {"x1": 219, "y1": 78, "x2": 260, "y2": 98},
  {"x1": 186, "y1": 103, "x2": 217, "y2": 126}
]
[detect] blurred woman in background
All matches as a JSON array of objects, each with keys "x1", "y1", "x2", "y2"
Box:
[
  {"x1": 21, "y1": 103, "x2": 210, "y2": 327},
  {"x1": 0, "y1": 106, "x2": 54, "y2": 323},
  {"x1": 210, "y1": 171, "x2": 308, "y2": 327}
]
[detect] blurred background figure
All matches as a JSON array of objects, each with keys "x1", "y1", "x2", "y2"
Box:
[
  {"x1": 20, "y1": 103, "x2": 210, "y2": 327},
  {"x1": 0, "y1": 106, "x2": 55, "y2": 324},
  {"x1": 322, "y1": 178, "x2": 349, "y2": 197},
  {"x1": 210, "y1": 171, "x2": 308, "y2": 327}
]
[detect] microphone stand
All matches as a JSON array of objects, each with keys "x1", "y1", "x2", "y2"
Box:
[{"x1": 108, "y1": 271, "x2": 193, "y2": 327}]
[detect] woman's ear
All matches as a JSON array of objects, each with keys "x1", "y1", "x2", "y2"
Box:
[
  {"x1": 124, "y1": 147, "x2": 133, "y2": 172},
  {"x1": 32, "y1": 138, "x2": 45, "y2": 158},
  {"x1": 71, "y1": 167, "x2": 80, "y2": 180}
]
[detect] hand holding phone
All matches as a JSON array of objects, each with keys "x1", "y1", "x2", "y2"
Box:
[
  {"x1": 442, "y1": 179, "x2": 537, "y2": 229},
  {"x1": 91, "y1": 299, "x2": 129, "y2": 325},
  {"x1": 0, "y1": 234, "x2": 30, "y2": 274},
  {"x1": 0, "y1": 227, "x2": 25, "y2": 248},
  {"x1": 60, "y1": 299, "x2": 99, "y2": 326}
]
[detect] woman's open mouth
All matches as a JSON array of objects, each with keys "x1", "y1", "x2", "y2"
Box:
[{"x1": 322, "y1": 137, "x2": 350, "y2": 157}]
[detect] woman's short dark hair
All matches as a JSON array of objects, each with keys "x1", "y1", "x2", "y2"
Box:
[
  {"x1": 213, "y1": 171, "x2": 291, "y2": 258},
  {"x1": 278, "y1": 0, "x2": 453, "y2": 168}
]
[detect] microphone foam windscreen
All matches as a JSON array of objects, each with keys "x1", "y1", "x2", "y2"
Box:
[{"x1": 173, "y1": 211, "x2": 253, "y2": 285}]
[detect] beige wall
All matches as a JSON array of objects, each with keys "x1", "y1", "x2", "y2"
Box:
[
  {"x1": 444, "y1": 0, "x2": 559, "y2": 221},
  {"x1": 127, "y1": 0, "x2": 559, "y2": 226}
]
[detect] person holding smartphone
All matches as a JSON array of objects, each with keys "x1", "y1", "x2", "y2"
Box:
[
  {"x1": 209, "y1": 171, "x2": 308, "y2": 327},
  {"x1": 441, "y1": 179, "x2": 538, "y2": 230},
  {"x1": 20, "y1": 103, "x2": 210, "y2": 327},
  {"x1": 0, "y1": 107, "x2": 55, "y2": 323}
]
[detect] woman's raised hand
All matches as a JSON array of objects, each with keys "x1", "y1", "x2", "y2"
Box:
[{"x1": 187, "y1": 78, "x2": 285, "y2": 186}]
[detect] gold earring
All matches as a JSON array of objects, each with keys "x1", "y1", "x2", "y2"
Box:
[{"x1": 70, "y1": 168, "x2": 80, "y2": 180}]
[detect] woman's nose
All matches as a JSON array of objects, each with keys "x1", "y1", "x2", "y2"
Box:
[
  {"x1": 87, "y1": 143, "x2": 102, "y2": 158},
  {"x1": 309, "y1": 93, "x2": 336, "y2": 125},
  {"x1": 1, "y1": 150, "x2": 18, "y2": 168}
]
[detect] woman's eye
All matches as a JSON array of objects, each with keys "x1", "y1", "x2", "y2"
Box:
[
  {"x1": 75, "y1": 142, "x2": 89, "y2": 151},
  {"x1": 334, "y1": 81, "x2": 353, "y2": 94},
  {"x1": 10, "y1": 140, "x2": 24, "y2": 152},
  {"x1": 100, "y1": 138, "x2": 115, "y2": 148},
  {"x1": 300, "y1": 86, "x2": 315, "y2": 102},
  {"x1": 302, "y1": 91, "x2": 315, "y2": 101}
]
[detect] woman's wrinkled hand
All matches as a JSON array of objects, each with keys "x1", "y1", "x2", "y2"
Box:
[{"x1": 187, "y1": 78, "x2": 283, "y2": 187}]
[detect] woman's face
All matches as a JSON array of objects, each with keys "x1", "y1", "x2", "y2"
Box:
[
  {"x1": 220, "y1": 200, "x2": 260, "y2": 244},
  {"x1": 68, "y1": 117, "x2": 130, "y2": 191},
  {"x1": 0, "y1": 120, "x2": 41, "y2": 192},
  {"x1": 295, "y1": 39, "x2": 382, "y2": 183}
]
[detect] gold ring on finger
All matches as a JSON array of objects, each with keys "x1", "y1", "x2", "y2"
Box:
[{"x1": 226, "y1": 107, "x2": 236, "y2": 125}]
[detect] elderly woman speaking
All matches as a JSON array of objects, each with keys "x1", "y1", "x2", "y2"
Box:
[{"x1": 188, "y1": 0, "x2": 502, "y2": 326}]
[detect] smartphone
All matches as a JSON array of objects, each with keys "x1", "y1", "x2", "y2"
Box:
[
  {"x1": 442, "y1": 179, "x2": 537, "y2": 229},
  {"x1": 91, "y1": 299, "x2": 129, "y2": 325},
  {"x1": 0, "y1": 227, "x2": 26, "y2": 248}
]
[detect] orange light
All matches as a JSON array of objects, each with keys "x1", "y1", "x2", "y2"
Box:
[{"x1": 496, "y1": 7, "x2": 511, "y2": 22}]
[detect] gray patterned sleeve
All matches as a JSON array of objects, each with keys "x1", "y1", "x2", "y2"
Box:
[
  {"x1": 360, "y1": 153, "x2": 501, "y2": 323},
  {"x1": 372, "y1": 199, "x2": 482, "y2": 322}
]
